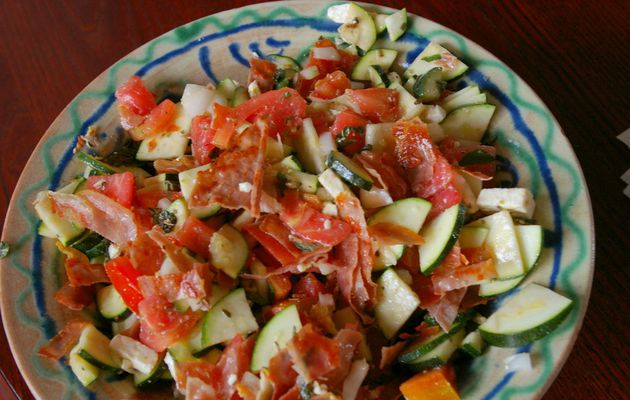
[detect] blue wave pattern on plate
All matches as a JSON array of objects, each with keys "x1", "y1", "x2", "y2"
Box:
[{"x1": 31, "y1": 15, "x2": 565, "y2": 399}]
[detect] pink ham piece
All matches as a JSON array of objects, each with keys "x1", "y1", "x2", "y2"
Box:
[{"x1": 38, "y1": 320, "x2": 90, "y2": 360}]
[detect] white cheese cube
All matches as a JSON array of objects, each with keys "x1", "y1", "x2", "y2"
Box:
[{"x1": 477, "y1": 188, "x2": 535, "y2": 219}]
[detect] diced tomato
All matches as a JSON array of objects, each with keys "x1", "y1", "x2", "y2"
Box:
[
  {"x1": 312, "y1": 70, "x2": 351, "y2": 100},
  {"x1": 210, "y1": 102, "x2": 241, "y2": 149},
  {"x1": 306, "y1": 104, "x2": 334, "y2": 134},
  {"x1": 104, "y1": 256, "x2": 143, "y2": 313},
  {"x1": 190, "y1": 115, "x2": 215, "y2": 165},
  {"x1": 235, "y1": 87, "x2": 306, "y2": 139},
  {"x1": 346, "y1": 88, "x2": 400, "y2": 122},
  {"x1": 427, "y1": 184, "x2": 463, "y2": 219},
  {"x1": 244, "y1": 223, "x2": 300, "y2": 266},
  {"x1": 138, "y1": 295, "x2": 200, "y2": 352},
  {"x1": 115, "y1": 76, "x2": 156, "y2": 116},
  {"x1": 293, "y1": 273, "x2": 326, "y2": 301},
  {"x1": 280, "y1": 191, "x2": 351, "y2": 247},
  {"x1": 174, "y1": 216, "x2": 216, "y2": 259},
  {"x1": 296, "y1": 39, "x2": 358, "y2": 97},
  {"x1": 253, "y1": 246, "x2": 281, "y2": 269},
  {"x1": 439, "y1": 137, "x2": 497, "y2": 179},
  {"x1": 135, "y1": 189, "x2": 182, "y2": 209},
  {"x1": 287, "y1": 324, "x2": 340, "y2": 382},
  {"x1": 85, "y1": 172, "x2": 135, "y2": 208},
  {"x1": 248, "y1": 58, "x2": 277, "y2": 93},
  {"x1": 130, "y1": 99, "x2": 178, "y2": 140},
  {"x1": 128, "y1": 232, "x2": 164, "y2": 275},
  {"x1": 330, "y1": 110, "x2": 369, "y2": 156}
]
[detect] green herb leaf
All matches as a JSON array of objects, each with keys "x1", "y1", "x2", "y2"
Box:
[
  {"x1": 0, "y1": 242, "x2": 9, "y2": 259},
  {"x1": 336, "y1": 126, "x2": 365, "y2": 151},
  {"x1": 151, "y1": 209, "x2": 177, "y2": 233},
  {"x1": 459, "y1": 149, "x2": 496, "y2": 166},
  {"x1": 422, "y1": 54, "x2": 442, "y2": 62}
]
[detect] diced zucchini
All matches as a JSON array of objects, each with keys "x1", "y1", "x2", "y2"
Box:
[
  {"x1": 198, "y1": 288, "x2": 259, "y2": 351},
  {"x1": 412, "y1": 67, "x2": 445, "y2": 103},
  {"x1": 459, "y1": 226, "x2": 489, "y2": 249},
  {"x1": 331, "y1": 3, "x2": 377, "y2": 51},
  {"x1": 372, "y1": 13, "x2": 388, "y2": 33},
  {"x1": 216, "y1": 79, "x2": 239, "y2": 103},
  {"x1": 326, "y1": 150, "x2": 374, "y2": 190},
  {"x1": 384, "y1": 8, "x2": 408, "y2": 41},
  {"x1": 34, "y1": 191, "x2": 84, "y2": 245},
  {"x1": 178, "y1": 164, "x2": 221, "y2": 219},
  {"x1": 250, "y1": 304, "x2": 302, "y2": 372},
  {"x1": 459, "y1": 330, "x2": 486, "y2": 357},
  {"x1": 479, "y1": 224, "x2": 543, "y2": 297},
  {"x1": 231, "y1": 86, "x2": 249, "y2": 107},
  {"x1": 399, "y1": 313, "x2": 468, "y2": 364},
  {"x1": 440, "y1": 104, "x2": 496, "y2": 142},
  {"x1": 405, "y1": 330, "x2": 465, "y2": 372},
  {"x1": 440, "y1": 85, "x2": 487, "y2": 113},
  {"x1": 368, "y1": 65, "x2": 391, "y2": 87},
  {"x1": 351, "y1": 48, "x2": 398, "y2": 81},
  {"x1": 375, "y1": 269, "x2": 420, "y2": 339},
  {"x1": 479, "y1": 283, "x2": 573, "y2": 347},
  {"x1": 166, "y1": 198, "x2": 189, "y2": 232},
  {"x1": 58, "y1": 176, "x2": 87, "y2": 194},
  {"x1": 136, "y1": 131, "x2": 189, "y2": 161},
  {"x1": 365, "y1": 122, "x2": 395, "y2": 153},
  {"x1": 267, "y1": 54, "x2": 301, "y2": 71},
  {"x1": 388, "y1": 82, "x2": 423, "y2": 119},
  {"x1": 473, "y1": 210, "x2": 525, "y2": 280},
  {"x1": 285, "y1": 170, "x2": 319, "y2": 194},
  {"x1": 134, "y1": 360, "x2": 167, "y2": 388},
  {"x1": 76, "y1": 152, "x2": 118, "y2": 175},
  {"x1": 280, "y1": 155, "x2": 303, "y2": 172},
  {"x1": 96, "y1": 285, "x2": 130, "y2": 321},
  {"x1": 209, "y1": 224, "x2": 248, "y2": 279},
  {"x1": 317, "y1": 168, "x2": 351, "y2": 199},
  {"x1": 112, "y1": 314, "x2": 139, "y2": 336},
  {"x1": 418, "y1": 203, "x2": 465, "y2": 275},
  {"x1": 69, "y1": 344, "x2": 99, "y2": 387},
  {"x1": 295, "y1": 118, "x2": 325, "y2": 174},
  {"x1": 405, "y1": 42, "x2": 468, "y2": 81},
  {"x1": 75, "y1": 324, "x2": 121, "y2": 373}
]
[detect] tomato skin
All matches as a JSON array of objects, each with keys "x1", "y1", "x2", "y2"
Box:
[
  {"x1": 190, "y1": 115, "x2": 215, "y2": 165},
  {"x1": 244, "y1": 224, "x2": 299, "y2": 266},
  {"x1": 330, "y1": 110, "x2": 369, "y2": 156},
  {"x1": 268, "y1": 274, "x2": 292, "y2": 302},
  {"x1": 248, "y1": 58, "x2": 277, "y2": 93},
  {"x1": 280, "y1": 192, "x2": 352, "y2": 247},
  {"x1": 86, "y1": 172, "x2": 135, "y2": 208},
  {"x1": 115, "y1": 76, "x2": 156, "y2": 116},
  {"x1": 104, "y1": 257, "x2": 144, "y2": 314},
  {"x1": 174, "y1": 216, "x2": 216, "y2": 259},
  {"x1": 346, "y1": 88, "x2": 400, "y2": 122},
  {"x1": 439, "y1": 137, "x2": 496, "y2": 179},
  {"x1": 211, "y1": 102, "x2": 240, "y2": 149},
  {"x1": 135, "y1": 190, "x2": 181, "y2": 209},
  {"x1": 235, "y1": 87, "x2": 306, "y2": 138},
  {"x1": 312, "y1": 70, "x2": 351, "y2": 100},
  {"x1": 138, "y1": 296, "x2": 200, "y2": 352}
]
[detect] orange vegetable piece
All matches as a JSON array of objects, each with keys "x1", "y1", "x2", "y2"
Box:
[{"x1": 399, "y1": 368, "x2": 460, "y2": 400}]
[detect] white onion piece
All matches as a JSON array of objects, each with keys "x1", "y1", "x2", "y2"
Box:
[
  {"x1": 300, "y1": 65, "x2": 320, "y2": 80},
  {"x1": 342, "y1": 359, "x2": 369, "y2": 400},
  {"x1": 181, "y1": 84, "x2": 214, "y2": 118},
  {"x1": 109, "y1": 335, "x2": 158, "y2": 375},
  {"x1": 319, "y1": 131, "x2": 337, "y2": 156},
  {"x1": 504, "y1": 352, "x2": 532, "y2": 372},
  {"x1": 157, "y1": 197, "x2": 172, "y2": 210},
  {"x1": 313, "y1": 46, "x2": 341, "y2": 61}
]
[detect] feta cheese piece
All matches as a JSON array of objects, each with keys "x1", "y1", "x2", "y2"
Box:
[
  {"x1": 239, "y1": 182, "x2": 253, "y2": 193},
  {"x1": 321, "y1": 202, "x2": 338, "y2": 217},
  {"x1": 477, "y1": 188, "x2": 535, "y2": 219}
]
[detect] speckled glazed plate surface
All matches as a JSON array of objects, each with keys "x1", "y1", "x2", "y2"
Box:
[{"x1": 0, "y1": 1, "x2": 594, "y2": 399}]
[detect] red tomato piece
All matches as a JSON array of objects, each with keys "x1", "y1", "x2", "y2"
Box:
[
  {"x1": 312, "y1": 70, "x2": 351, "y2": 100},
  {"x1": 211, "y1": 102, "x2": 241, "y2": 149},
  {"x1": 439, "y1": 137, "x2": 497, "y2": 179},
  {"x1": 293, "y1": 273, "x2": 326, "y2": 301},
  {"x1": 115, "y1": 76, "x2": 156, "y2": 116},
  {"x1": 268, "y1": 274, "x2": 292, "y2": 302},
  {"x1": 235, "y1": 87, "x2": 306, "y2": 139},
  {"x1": 138, "y1": 296, "x2": 200, "y2": 352},
  {"x1": 190, "y1": 115, "x2": 215, "y2": 165},
  {"x1": 86, "y1": 172, "x2": 135, "y2": 208},
  {"x1": 130, "y1": 99, "x2": 178, "y2": 140},
  {"x1": 280, "y1": 192, "x2": 351, "y2": 247},
  {"x1": 248, "y1": 58, "x2": 277, "y2": 93},
  {"x1": 104, "y1": 256, "x2": 143, "y2": 314},
  {"x1": 330, "y1": 110, "x2": 369, "y2": 156},
  {"x1": 174, "y1": 216, "x2": 216, "y2": 259},
  {"x1": 244, "y1": 224, "x2": 299, "y2": 266},
  {"x1": 128, "y1": 232, "x2": 164, "y2": 276},
  {"x1": 346, "y1": 88, "x2": 400, "y2": 122},
  {"x1": 135, "y1": 189, "x2": 182, "y2": 209}
]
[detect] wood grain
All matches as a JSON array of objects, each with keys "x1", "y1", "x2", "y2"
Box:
[{"x1": 0, "y1": 1, "x2": 628, "y2": 399}]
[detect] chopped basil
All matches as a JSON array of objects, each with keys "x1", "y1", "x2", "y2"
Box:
[
  {"x1": 0, "y1": 242, "x2": 9, "y2": 259},
  {"x1": 459, "y1": 149, "x2": 496, "y2": 166},
  {"x1": 151, "y1": 209, "x2": 177, "y2": 233},
  {"x1": 300, "y1": 383, "x2": 313, "y2": 399},
  {"x1": 336, "y1": 126, "x2": 365, "y2": 151},
  {"x1": 103, "y1": 139, "x2": 142, "y2": 167}
]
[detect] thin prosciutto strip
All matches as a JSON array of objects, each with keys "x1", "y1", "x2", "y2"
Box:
[
  {"x1": 287, "y1": 324, "x2": 341, "y2": 382},
  {"x1": 57, "y1": 244, "x2": 109, "y2": 286},
  {"x1": 250, "y1": 119, "x2": 269, "y2": 217},
  {"x1": 324, "y1": 328, "x2": 362, "y2": 389},
  {"x1": 355, "y1": 152, "x2": 409, "y2": 200},
  {"x1": 147, "y1": 227, "x2": 196, "y2": 272},
  {"x1": 268, "y1": 350, "x2": 298, "y2": 400},
  {"x1": 367, "y1": 223, "x2": 424, "y2": 246},
  {"x1": 153, "y1": 156, "x2": 197, "y2": 174},
  {"x1": 432, "y1": 258, "x2": 497, "y2": 294},
  {"x1": 214, "y1": 335, "x2": 256, "y2": 400},
  {"x1": 38, "y1": 320, "x2": 90, "y2": 359},
  {"x1": 55, "y1": 283, "x2": 93, "y2": 310},
  {"x1": 426, "y1": 287, "x2": 468, "y2": 333},
  {"x1": 48, "y1": 190, "x2": 139, "y2": 244}
]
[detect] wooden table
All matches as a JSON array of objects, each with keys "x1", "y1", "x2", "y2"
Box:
[{"x1": 0, "y1": 1, "x2": 628, "y2": 399}]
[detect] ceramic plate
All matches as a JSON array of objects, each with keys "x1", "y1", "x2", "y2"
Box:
[{"x1": 0, "y1": 1, "x2": 594, "y2": 399}]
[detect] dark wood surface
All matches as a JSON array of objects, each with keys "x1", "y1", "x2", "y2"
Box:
[{"x1": 0, "y1": 1, "x2": 628, "y2": 399}]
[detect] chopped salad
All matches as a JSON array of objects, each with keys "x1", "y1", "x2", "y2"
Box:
[{"x1": 35, "y1": 3, "x2": 572, "y2": 399}]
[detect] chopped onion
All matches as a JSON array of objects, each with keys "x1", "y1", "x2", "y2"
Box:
[
  {"x1": 360, "y1": 187, "x2": 393, "y2": 209},
  {"x1": 318, "y1": 293, "x2": 335, "y2": 307},
  {"x1": 181, "y1": 84, "x2": 214, "y2": 118},
  {"x1": 319, "y1": 131, "x2": 337, "y2": 155},
  {"x1": 504, "y1": 352, "x2": 532, "y2": 372},
  {"x1": 313, "y1": 46, "x2": 341, "y2": 61},
  {"x1": 157, "y1": 197, "x2": 172, "y2": 210},
  {"x1": 423, "y1": 105, "x2": 447, "y2": 123},
  {"x1": 342, "y1": 359, "x2": 369, "y2": 400},
  {"x1": 321, "y1": 202, "x2": 338, "y2": 217},
  {"x1": 427, "y1": 122, "x2": 445, "y2": 142},
  {"x1": 109, "y1": 334, "x2": 158, "y2": 375},
  {"x1": 300, "y1": 65, "x2": 320, "y2": 80},
  {"x1": 248, "y1": 81, "x2": 261, "y2": 98}
]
